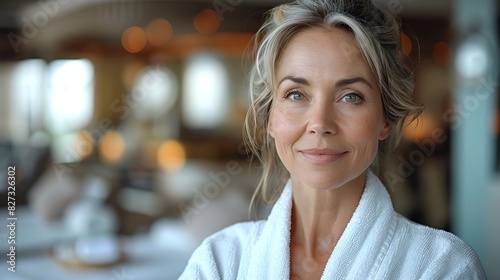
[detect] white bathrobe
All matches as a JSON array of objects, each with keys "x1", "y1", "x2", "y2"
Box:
[{"x1": 179, "y1": 171, "x2": 486, "y2": 279}]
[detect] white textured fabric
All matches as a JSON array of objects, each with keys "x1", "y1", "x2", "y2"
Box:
[{"x1": 179, "y1": 171, "x2": 486, "y2": 279}]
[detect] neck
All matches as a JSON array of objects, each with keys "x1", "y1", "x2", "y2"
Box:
[{"x1": 290, "y1": 172, "x2": 367, "y2": 258}]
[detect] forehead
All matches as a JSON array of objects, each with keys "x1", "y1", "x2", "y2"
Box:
[{"x1": 275, "y1": 26, "x2": 375, "y2": 85}]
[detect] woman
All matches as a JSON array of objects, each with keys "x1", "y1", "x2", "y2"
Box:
[{"x1": 180, "y1": 0, "x2": 486, "y2": 279}]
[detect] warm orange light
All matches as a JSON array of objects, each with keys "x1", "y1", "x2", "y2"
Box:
[
  {"x1": 121, "y1": 26, "x2": 148, "y2": 53},
  {"x1": 400, "y1": 32, "x2": 412, "y2": 57},
  {"x1": 157, "y1": 140, "x2": 186, "y2": 171},
  {"x1": 147, "y1": 18, "x2": 173, "y2": 46},
  {"x1": 99, "y1": 131, "x2": 126, "y2": 164},
  {"x1": 433, "y1": 41, "x2": 452, "y2": 66},
  {"x1": 403, "y1": 113, "x2": 437, "y2": 142},
  {"x1": 194, "y1": 9, "x2": 220, "y2": 35}
]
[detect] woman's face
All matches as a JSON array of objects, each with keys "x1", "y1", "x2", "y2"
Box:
[{"x1": 269, "y1": 26, "x2": 390, "y2": 190}]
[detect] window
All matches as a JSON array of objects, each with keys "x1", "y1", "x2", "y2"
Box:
[
  {"x1": 45, "y1": 59, "x2": 94, "y2": 162},
  {"x1": 11, "y1": 59, "x2": 46, "y2": 144},
  {"x1": 45, "y1": 59, "x2": 94, "y2": 134},
  {"x1": 183, "y1": 54, "x2": 229, "y2": 129}
]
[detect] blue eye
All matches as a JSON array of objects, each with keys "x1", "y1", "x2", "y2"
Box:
[
  {"x1": 342, "y1": 93, "x2": 364, "y2": 103},
  {"x1": 285, "y1": 90, "x2": 305, "y2": 101}
]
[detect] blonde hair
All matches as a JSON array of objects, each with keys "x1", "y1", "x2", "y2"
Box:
[{"x1": 243, "y1": 0, "x2": 423, "y2": 206}]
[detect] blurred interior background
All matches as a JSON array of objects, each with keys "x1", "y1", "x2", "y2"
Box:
[{"x1": 0, "y1": 0, "x2": 498, "y2": 279}]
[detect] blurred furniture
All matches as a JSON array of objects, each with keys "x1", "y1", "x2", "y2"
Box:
[{"x1": 0, "y1": 206, "x2": 195, "y2": 280}]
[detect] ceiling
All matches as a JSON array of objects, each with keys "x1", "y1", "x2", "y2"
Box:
[{"x1": 0, "y1": 0, "x2": 453, "y2": 59}]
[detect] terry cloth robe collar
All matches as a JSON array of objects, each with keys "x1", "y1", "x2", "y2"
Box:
[{"x1": 246, "y1": 170, "x2": 396, "y2": 279}]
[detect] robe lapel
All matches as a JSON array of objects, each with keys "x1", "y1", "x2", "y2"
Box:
[
  {"x1": 246, "y1": 181, "x2": 293, "y2": 279},
  {"x1": 321, "y1": 171, "x2": 397, "y2": 279},
  {"x1": 245, "y1": 171, "x2": 397, "y2": 280}
]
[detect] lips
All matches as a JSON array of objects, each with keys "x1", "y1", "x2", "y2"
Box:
[{"x1": 299, "y1": 148, "x2": 347, "y2": 164}]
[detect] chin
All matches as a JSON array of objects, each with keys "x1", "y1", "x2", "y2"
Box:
[
  {"x1": 297, "y1": 176, "x2": 348, "y2": 190},
  {"x1": 294, "y1": 170, "x2": 367, "y2": 191}
]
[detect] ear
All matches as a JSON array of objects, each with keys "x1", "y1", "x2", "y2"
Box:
[
  {"x1": 268, "y1": 122, "x2": 275, "y2": 139},
  {"x1": 378, "y1": 120, "x2": 392, "y2": 140},
  {"x1": 267, "y1": 112, "x2": 276, "y2": 139}
]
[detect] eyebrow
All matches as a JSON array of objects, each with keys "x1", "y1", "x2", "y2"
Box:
[
  {"x1": 278, "y1": 76, "x2": 310, "y2": 86},
  {"x1": 336, "y1": 77, "x2": 373, "y2": 89},
  {"x1": 278, "y1": 76, "x2": 373, "y2": 89}
]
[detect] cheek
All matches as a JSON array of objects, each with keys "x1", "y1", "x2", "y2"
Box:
[
  {"x1": 347, "y1": 122, "x2": 381, "y2": 165},
  {"x1": 349, "y1": 127, "x2": 380, "y2": 150},
  {"x1": 350, "y1": 110, "x2": 386, "y2": 145},
  {"x1": 360, "y1": 104, "x2": 387, "y2": 137},
  {"x1": 269, "y1": 108, "x2": 303, "y2": 141}
]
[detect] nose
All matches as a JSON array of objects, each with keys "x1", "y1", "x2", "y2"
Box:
[{"x1": 307, "y1": 102, "x2": 338, "y2": 135}]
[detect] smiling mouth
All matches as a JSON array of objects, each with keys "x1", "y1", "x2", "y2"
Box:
[{"x1": 299, "y1": 149, "x2": 348, "y2": 164}]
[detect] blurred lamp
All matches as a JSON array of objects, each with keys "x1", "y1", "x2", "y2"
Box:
[
  {"x1": 157, "y1": 140, "x2": 186, "y2": 171},
  {"x1": 122, "y1": 26, "x2": 147, "y2": 53},
  {"x1": 194, "y1": 9, "x2": 220, "y2": 35},
  {"x1": 99, "y1": 131, "x2": 125, "y2": 164},
  {"x1": 400, "y1": 32, "x2": 412, "y2": 57},
  {"x1": 147, "y1": 18, "x2": 173, "y2": 46},
  {"x1": 132, "y1": 65, "x2": 178, "y2": 121},
  {"x1": 455, "y1": 35, "x2": 489, "y2": 79}
]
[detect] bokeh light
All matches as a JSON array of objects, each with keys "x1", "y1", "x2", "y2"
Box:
[
  {"x1": 403, "y1": 112, "x2": 437, "y2": 142},
  {"x1": 146, "y1": 18, "x2": 173, "y2": 46},
  {"x1": 99, "y1": 131, "x2": 126, "y2": 164},
  {"x1": 400, "y1": 32, "x2": 412, "y2": 57},
  {"x1": 157, "y1": 140, "x2": 186, "y2": 171},
  {"x1": 121, "y1": 26, "x2": 148, "y2": 53},
  {"x1": 194, "y1": 9, "x2": 220, "y2": 35}
]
